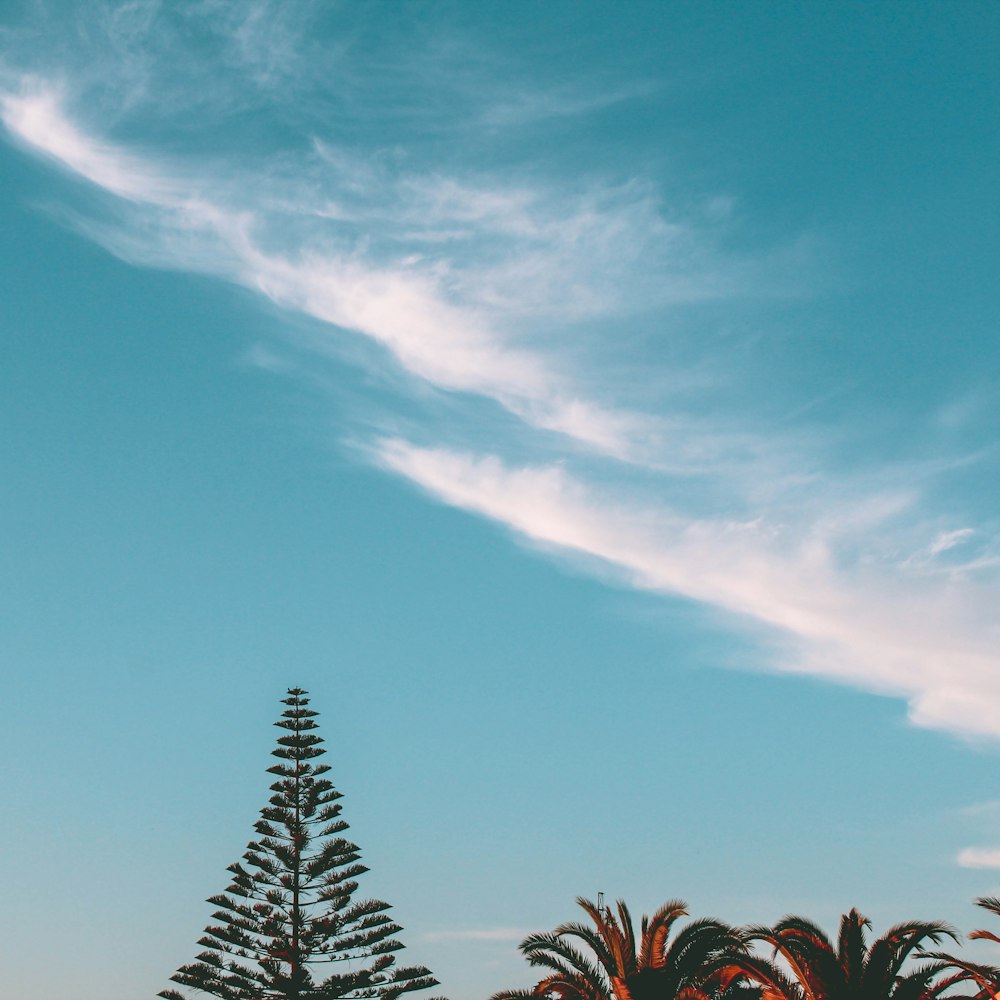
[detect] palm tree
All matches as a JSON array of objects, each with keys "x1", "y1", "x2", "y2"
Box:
[
  {"x1": 921, "y1": 896, "x2": 1000, "y2": 999},
  {"x1": 744, "y1": 908, "x2": 960, "y2": 1000},
  {"x1": 490, "y1": 896, "x2": 754, "y2": 1000}
]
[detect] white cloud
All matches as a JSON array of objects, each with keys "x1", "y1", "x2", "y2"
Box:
[
  {"x1": 930, "y1": 528, "x2": 975, "y2": 557},
  {"x1": 0, "y1": 86, "x2": 176, "y2": 203},
  {"x1": 0, "y1": 82, "x2": 659, "y2": 460},
  {"x1": 2, "y1": 14, "x2": 998, "y2": 750},
  {"x1": 422, "y1": 928, "x2": 527, "y2": 942},
  {"x1": 961, "y1": 801, "x2": 1000, "y2": 818},
  {"x1": 377, "y1": 439, "x2": 1000, "y2": 740},
  {"x1": 958, "y1": 848, "x2": 1000, "y2": 870}
]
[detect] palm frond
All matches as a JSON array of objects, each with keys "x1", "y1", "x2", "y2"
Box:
[
  {"x1": 745, "y1": 920, "x2": 829, "y2": 1000},
  {"x1": 521, "y1": 932, "x2": 610, "y2": 995},
  {"x1": 968, "y1": 901, "x2": 1000, "y2": 949},
  {"x1": 717, "y1": 954, "x2": 800, "y2": 1000},
  {"x1": 640, "y1": 901, "x2": 689, "y2": 970},
  {"x1": 920, "y1": 951, "x2": 1000, "y2": 994},
  {"x1": 618, "y1": 900, "x2": 637, "y2": 977},
  {"x1": 666, "y1": 918, "x2": 745, "y2": 974},
  {"x1": 837, "y1": 908, "x2": 868, "y2": 992},
  {"x1": 549, "y1": 923, "x2": 617, "y2": 977},
  {"x1": 490, "y1": 990, "x2": 554, "y2": 1000}
]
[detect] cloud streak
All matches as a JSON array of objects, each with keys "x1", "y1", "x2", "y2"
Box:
[
  {"x1": 0, "y1": 82, "x2": 669, "y2": 459},
  {"x1": 957, "y1": 848, "x2": 1000, "y2": 870},
  {"x1": 2, "y1": 2, "x2": 999, "y2": 746},
  {"x1": 378, "y1": 439, "x2": 1000, "y2": 739},
  {"x1": 421, "y1": 928, "x2": 527, "y2": 943}
]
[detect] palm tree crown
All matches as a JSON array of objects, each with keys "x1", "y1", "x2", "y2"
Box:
[
  {"x1": 491, "y1": 896, "x2": 751, "y2": 1000},
  {"x1": 744, "y1": 908, "x2": 958, "y2": 1000}
]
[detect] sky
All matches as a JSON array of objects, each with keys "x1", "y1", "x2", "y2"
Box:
[{"x1": 1, "y1": 1, "x2": 999, "y2": 998}]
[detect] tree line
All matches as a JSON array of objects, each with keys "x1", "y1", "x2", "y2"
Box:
[
  {"x1": 160, "y1": 690, "x2": 1000, "y2": 1000},
  {"x1": 489, "y1": 894, "x2": 1000, "y2": 1000}
]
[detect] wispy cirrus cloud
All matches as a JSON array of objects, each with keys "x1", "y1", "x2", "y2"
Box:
[
  {"x1": 421, "y1": 928, "x2": 527, "y2": 943},
  {"x1": 0, "y1": 83, "x2": 667, "y2": 458},
  {"x1": 377, "y1": 439, "x2": 1000, "y2": 740},
  {"x1": 2, "y1": 0, "x2": 999, "y2": 747},
  {"x1": 930, "y1": 529, "x2": 976, "y2": 558}
]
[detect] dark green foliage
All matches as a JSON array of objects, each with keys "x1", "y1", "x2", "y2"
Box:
[
  {"x1": 745, "y1": 909, "x2": 962, "y2": 1000},
  {"x1": 490, "y1": 896, "x2": 753, "y2": 1000},
  {"x1": 922, "y1": 897, "x2": 1000, "y2": 998},
  {"x1": 161, "y1": 689, "x2": 442, "y2": 1000},
  {"x1": 489, "y1": 898, "x2": 996, "y2": 1000}
]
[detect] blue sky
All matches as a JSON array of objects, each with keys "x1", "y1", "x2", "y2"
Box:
[{"x1": 1, "y1": 2, "x2": 999, "y2": 998}]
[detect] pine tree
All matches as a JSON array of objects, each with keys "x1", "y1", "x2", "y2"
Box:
[{"x1": 161, "y1": 688, "x2": 443, "y2": 1000}]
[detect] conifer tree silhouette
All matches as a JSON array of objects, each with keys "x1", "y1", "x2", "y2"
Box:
[{"x1": 161, "y1": 688, "x2": 442, "y2": 1000}]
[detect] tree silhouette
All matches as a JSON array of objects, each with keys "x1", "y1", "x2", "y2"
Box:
[
  {"x1": 161, "y1": 688, "x2": 442, "y2": 1000},
  {"x1": 744, "y1": 908, "x2": 959, "y2": 1000},
  {"x1": 490, "y1": 896, "x2": 753, "y2": 1000},
  {"x1": 921, "y1": 896, "x2": 1000, "y2": 998}
]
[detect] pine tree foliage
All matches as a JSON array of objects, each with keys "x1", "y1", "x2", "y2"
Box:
[{"x1": 161, "y1": 689, "x2": 443, "y2": 1000}]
